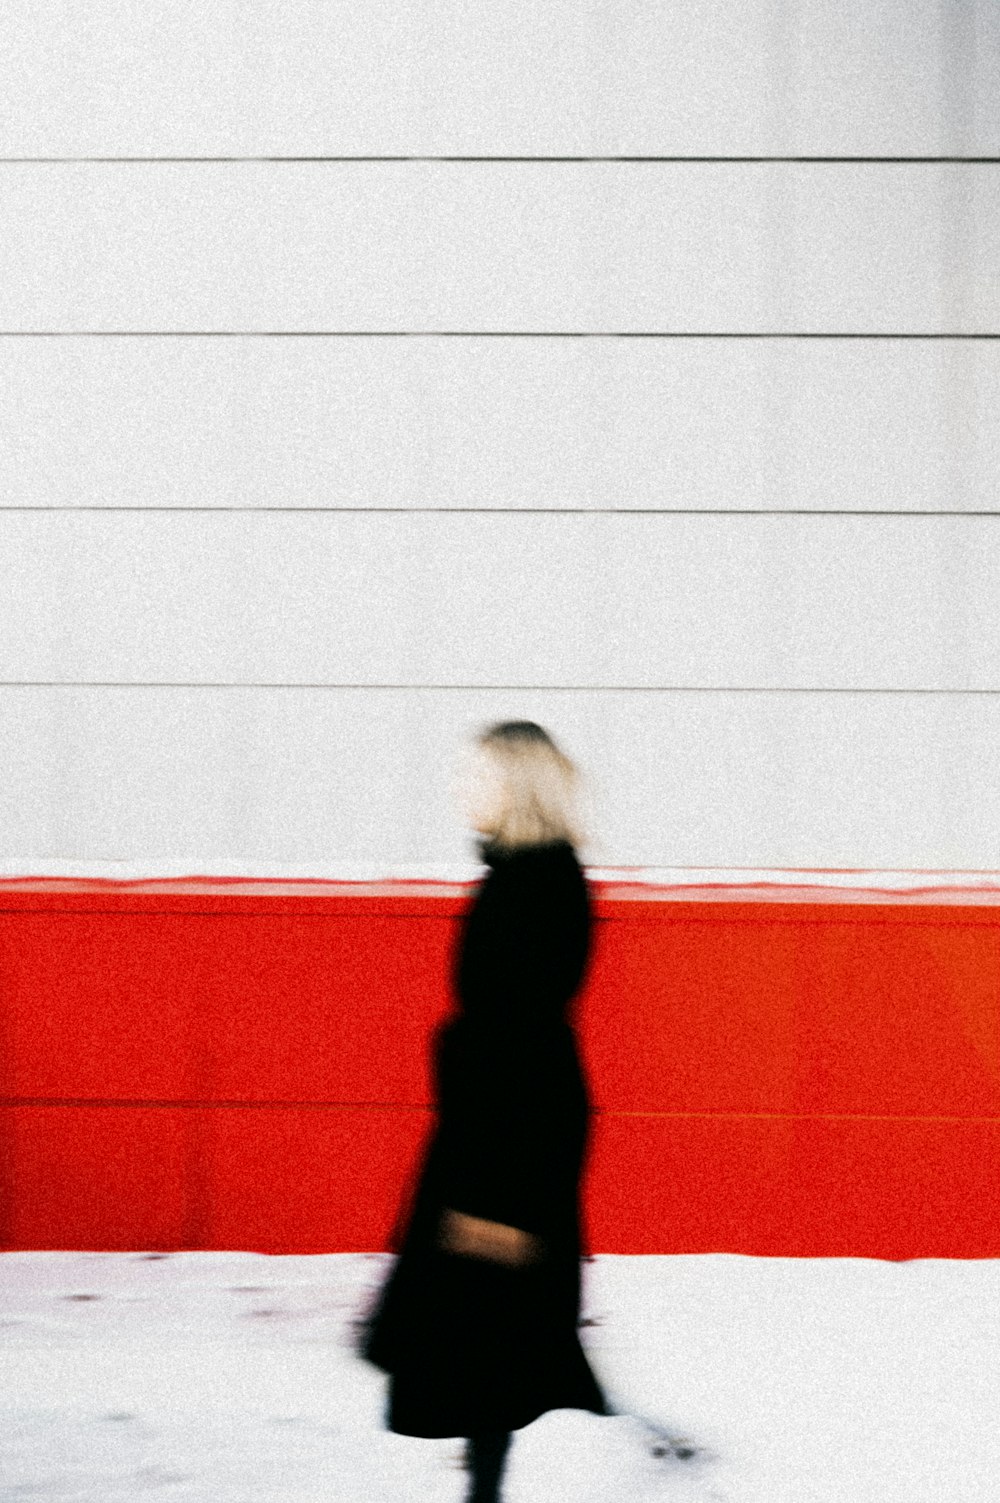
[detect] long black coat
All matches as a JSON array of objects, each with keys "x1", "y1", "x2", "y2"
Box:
[{"x1": 354, "y1": 834, "x2": 609, "y2": 1438}]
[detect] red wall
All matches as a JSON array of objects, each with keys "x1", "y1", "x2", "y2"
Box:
[{"x1": 1, "y1": 878, "x2": 998, "y2": 1259}]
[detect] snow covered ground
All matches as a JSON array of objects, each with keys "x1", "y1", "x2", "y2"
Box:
[{"x1": 0, "y1": 1249, "x2": 997, "y2": 1502}]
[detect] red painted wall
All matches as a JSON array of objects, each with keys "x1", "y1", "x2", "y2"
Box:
[{"x1": 1, "y1": 879, "x2": 997, "y2": 1259}]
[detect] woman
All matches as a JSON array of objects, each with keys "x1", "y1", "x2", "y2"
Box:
[{"x1": 354, "y1": 719, "x2": 609, "y2": 1503}]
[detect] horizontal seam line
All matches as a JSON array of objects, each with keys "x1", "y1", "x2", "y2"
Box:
[
  {"x1": 1, "y1": 332, "x2": 998, "y2": 339},
  {"x1": 2, "y1": 509, "x2": 1000, "y2": 516},
  {"x1": 1, "y1": 910, "x2": 997, "y2": 925},
  {"x1": 0, "y1": 683, "x2": 998, "y2": 692},
  {"x1": 1, "y1": 1100, "x2": 996, "y2": 1120},
  {"x1": 2, "y1": 156, "x2": 998, "y2": 164}
]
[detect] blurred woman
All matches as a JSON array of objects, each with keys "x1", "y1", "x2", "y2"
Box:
[{"x1": 355, "y1": 720, "x2": 608, "y2": 1503}]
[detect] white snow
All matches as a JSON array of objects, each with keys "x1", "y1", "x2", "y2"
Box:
[{"x1": 1, "y1": 1249, "x2": 996, "y2": 1502}]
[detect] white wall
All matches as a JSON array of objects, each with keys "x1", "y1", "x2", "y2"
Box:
[{"x1": 2, "y1": 1, "x2": 999, "y2": 875}]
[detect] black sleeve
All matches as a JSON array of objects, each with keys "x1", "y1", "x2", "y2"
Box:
[
  {"x1": 438, "y1": 863, "x2": 585, "y2": 1234},
  {"x1": 439, "y1": 1013, "x2": 551, "y2": 1234}
]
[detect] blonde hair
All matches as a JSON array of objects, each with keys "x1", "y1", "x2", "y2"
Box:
[{"x1": 471, "y1": 720, "x2": 591, "y2": 855}]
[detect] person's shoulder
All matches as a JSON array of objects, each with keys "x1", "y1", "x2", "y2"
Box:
[
  {"x1": 480, "y1": 838, "x2": 589, "y2": 900},
  {"x1": 508, "y1": 840, "x2": 589, "y2": 901},
  {"x1": 480, "y1": 834, "x2": 575, "y2": 861},
  {"x1": 506, "y1": 837, "x2": 579, "y2": 869}
]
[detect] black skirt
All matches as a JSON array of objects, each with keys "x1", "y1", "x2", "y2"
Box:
[{"x1": 356, "y1": 1127, "x2": 609, "y2": 1438}]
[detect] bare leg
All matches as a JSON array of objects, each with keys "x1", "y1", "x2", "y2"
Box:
[{"x1": 464, "y1": 1428, "x2": 513, "y2": 1503}]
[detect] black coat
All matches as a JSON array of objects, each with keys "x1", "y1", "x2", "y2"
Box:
[{"x1": 355, "y1": 834, "x2": 610, "y2": 1438}]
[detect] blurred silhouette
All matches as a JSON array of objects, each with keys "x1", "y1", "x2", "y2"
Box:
[{"x1": 354, "y1": 721, "x2": 609, "y2": 1501}]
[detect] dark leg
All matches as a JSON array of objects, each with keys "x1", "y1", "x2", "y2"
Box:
[{"x1": 464, "y1": 1428, "x2": 513, "y2": 1503}]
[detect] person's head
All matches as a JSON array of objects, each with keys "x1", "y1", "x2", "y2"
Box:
[{"x1": 452, "y1": 720, "x2": 588, "y2": 854}]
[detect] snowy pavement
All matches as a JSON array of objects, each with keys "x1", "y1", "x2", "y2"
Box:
[{"x1": 0, "y1": 1249, "x2": 997, "y2": 1502}]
